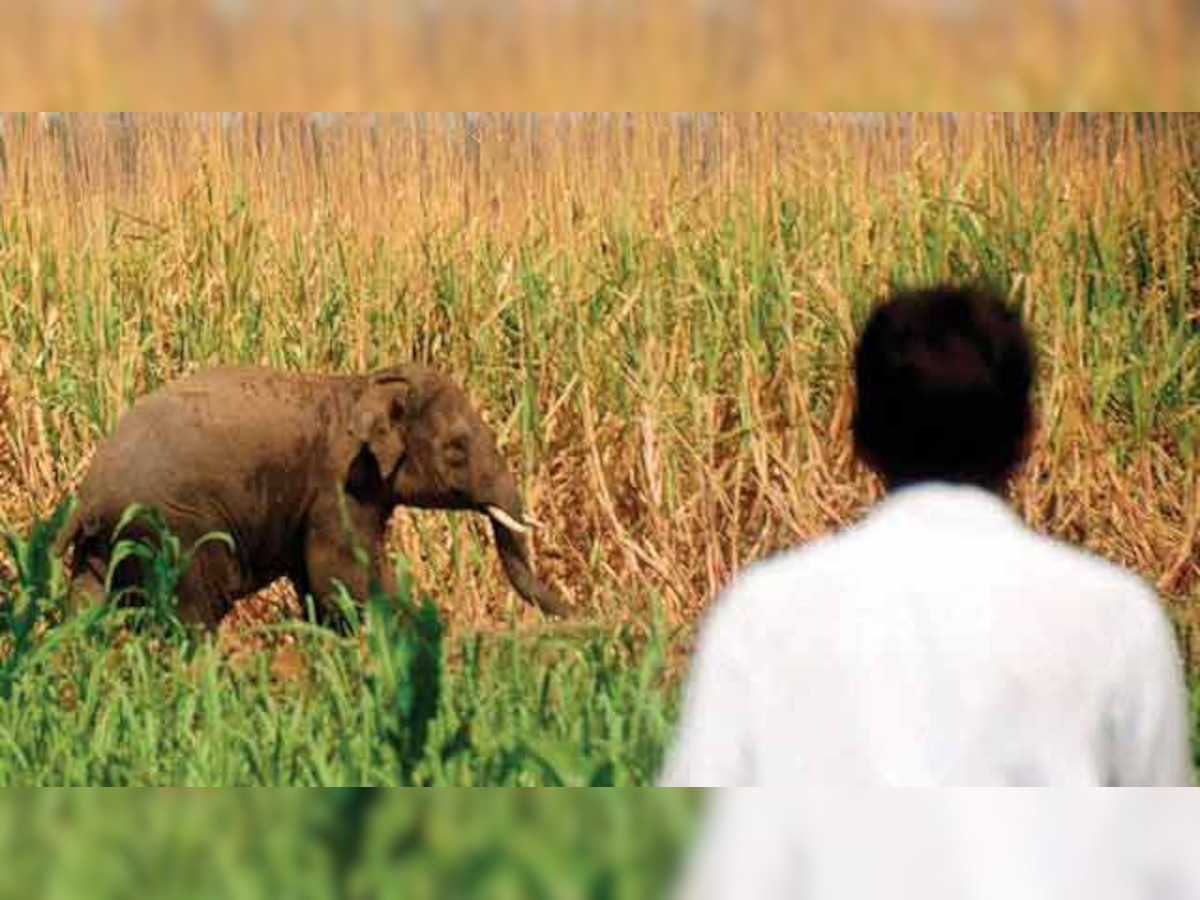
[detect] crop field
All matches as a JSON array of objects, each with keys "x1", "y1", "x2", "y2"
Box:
[{"x1": 0, "y1": 113, "x2": 1197, "y2": 787}]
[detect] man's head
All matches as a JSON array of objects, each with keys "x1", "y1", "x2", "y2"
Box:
[{"x1": 851, "y1": 284, "x2": 1036, "y2": 492}]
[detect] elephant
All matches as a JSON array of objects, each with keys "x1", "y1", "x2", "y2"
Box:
[{"x1": 55, "y1": 364, "x2": 571, "y2": 629}]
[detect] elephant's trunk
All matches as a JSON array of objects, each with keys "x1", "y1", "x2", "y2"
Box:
[{"x1": 484, "y1": 478, "x2": 571, "y2": 618}]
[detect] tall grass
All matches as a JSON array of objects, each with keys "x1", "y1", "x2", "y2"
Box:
[
  {"x1": 0, "y1": 613, "x2": 677, "y2": 786},
  {"x1": 0, "y1": 498, "x2": 683, "y2": 786},
  {"x1": 0, "y1": 497, "x2": 1197, "y2": 787},
  {"x1": 0, "y1": 113, "x2": 1196, "y2": 665}
]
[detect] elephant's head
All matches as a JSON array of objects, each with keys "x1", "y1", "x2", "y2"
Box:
[{"x1": 343, "y1": 365, "x2": 570, "y2": 618}]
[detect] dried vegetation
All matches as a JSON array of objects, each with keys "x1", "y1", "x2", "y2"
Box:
[{"x1": 0, "y1": 113, "x2": 1196, "y2": 665}]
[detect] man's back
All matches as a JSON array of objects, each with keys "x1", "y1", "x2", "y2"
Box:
[
  {"x1": 660, "y1": 483, "x2": 1192, "y2": 787},
  {"x1": 667, "y1": 790, "x2": 1200, "y2": 900}
]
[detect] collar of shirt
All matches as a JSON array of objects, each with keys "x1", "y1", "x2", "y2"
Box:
[{"x1": 867, "y1": 481, "x2": 1024, "y2": 533}]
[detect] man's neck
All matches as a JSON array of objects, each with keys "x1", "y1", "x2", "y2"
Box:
[{"x1": 884, "y1": 475, "x2": 1010, "y2": 498}]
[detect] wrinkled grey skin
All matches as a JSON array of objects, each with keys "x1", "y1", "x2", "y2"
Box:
[{"x1": 57, "y1": 364, "x2": 570, "y2": 629}]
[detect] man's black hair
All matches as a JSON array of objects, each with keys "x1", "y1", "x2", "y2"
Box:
[{"x1": 851, "y1": 284, "x2": 1035, "y2": 489}]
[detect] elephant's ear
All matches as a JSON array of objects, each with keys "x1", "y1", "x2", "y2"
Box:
[{"x1": 349, "y1": 374, "x2": 412, "y2": 483}]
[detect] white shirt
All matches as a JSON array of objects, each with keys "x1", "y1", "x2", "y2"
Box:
[
  {"x1": 660, "y1": 483, "x2": 1192, "y2": 787},
  {"x1": 669, "y1": 790, "x2": 1200, "y2": 900}
]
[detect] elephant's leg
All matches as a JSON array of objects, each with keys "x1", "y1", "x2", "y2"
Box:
[
  {"x1": 65, "y1": 523, "x2": 243, "y2": 631},
  {"x1": 173, "y1": 538, "x2": 246, "y2": 630},
  {"x1": 105, "y1": 523, "x2": 243, "y2": 630},
  {"x1": 300, "y1": 499, "x2": 394, "y2": 629}
]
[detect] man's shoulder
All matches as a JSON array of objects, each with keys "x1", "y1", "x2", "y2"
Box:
[
  {"x1": 1021, "y1": 528, "x2": 1159, "y2": 603},
  {"x1": 698, "y1": 503, "x2": 1165, "y2": 651},
  {"x1": 997, "y1": 527, "x2": 1176, "y2": 655}
]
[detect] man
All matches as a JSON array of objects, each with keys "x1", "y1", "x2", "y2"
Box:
[{"x1": 660, "y1": 284, "x2": 1192, "y2": 787}]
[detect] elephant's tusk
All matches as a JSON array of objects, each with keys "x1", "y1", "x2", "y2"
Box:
[
  {"x1": 521, "y1": 512, "x2": 546, "y2": 529},
  {"x1": 486, "y1": 505, "x2": 533, "y2": 535}
]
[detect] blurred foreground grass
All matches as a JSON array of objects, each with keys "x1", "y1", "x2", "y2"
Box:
[{"x1": 0, "y1": 789, "x2": 699, "y2": 899}]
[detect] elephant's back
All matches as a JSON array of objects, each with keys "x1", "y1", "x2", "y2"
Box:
[
  {"x1": 100, "y1": 367, "x2": 300, "y2": 446},
  {"x1": 160, "y1": 365, "x2": 349, "y2": 404},
  {"x1": 117, "y1": 365, "x2": 347, "y2": 430},
  {"x1": 78, "y1": 365, "x2": 344, "y2": 520}
]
